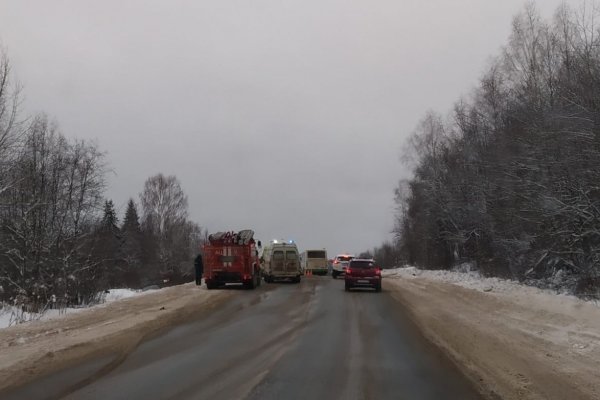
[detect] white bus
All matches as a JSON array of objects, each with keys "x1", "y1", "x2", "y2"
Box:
[{"x1": 300, "y1": 249, "x2": 328, "y2": 275}]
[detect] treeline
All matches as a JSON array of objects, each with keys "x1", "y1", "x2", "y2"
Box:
[
  {"x1": 0, "y1": 51, "x2": 202, "y2": 309},
  {"x1": 393, "y1": 2, "x2": 600, "y2": 295},
  {"x1": 358, "y1": 241, "x2": 401, "y2": 269}
]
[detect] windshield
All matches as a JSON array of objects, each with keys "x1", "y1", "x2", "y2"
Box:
[
  {"x1": 350, "y1": 260, "x2": 375, "y2": 269},
  {"x1": 307, "y1": 250, "x2": 326, "y2": 259}
]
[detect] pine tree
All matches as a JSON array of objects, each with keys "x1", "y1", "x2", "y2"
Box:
[
  {"x1": 95, "y1": 199, "x2": 122, "y2": 287},
  {"x1": 121, "y1": 199, "x2": 141, "y2": 233},
  {"x1": 120, "y1": 199, "x2": 143, "y2": 285},
  {"x1": 101, "y1": 200, "x2": 119, "y2": 233}
]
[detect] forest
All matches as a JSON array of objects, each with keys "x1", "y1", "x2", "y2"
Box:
[
  {"x1": 0, "y1": 52, "x2": 203, "y2": 310},
  {"x1": 391, "y1": 3, "x2": 600, "y2": 297}
]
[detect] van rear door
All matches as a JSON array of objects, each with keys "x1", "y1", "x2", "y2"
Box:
[
  {"x1": 272, "y1": 250, "x2": 284, "y2": 272},
  {"x1": 286, "y1": 250, "x2": 299, "y2": 272}
]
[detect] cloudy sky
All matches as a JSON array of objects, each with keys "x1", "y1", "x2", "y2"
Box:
[{"x1": 0, "y1": 0, "x2": 580, "y2": 257}]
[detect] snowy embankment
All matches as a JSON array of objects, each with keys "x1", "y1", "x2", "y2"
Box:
[
  {"x1": 0, "y1": 284, "x2": 231, "y2": 393},
  {"x1": 0, "y1": 288, "x2": 152, "y2": 330},
  {"x1": 385, "y1": 266, "x2": 600, "y2": 400},
  {"x1": 383, "y1": 265, "x2": 598, "y2": 302}
]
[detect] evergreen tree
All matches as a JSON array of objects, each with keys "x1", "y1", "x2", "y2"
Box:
[
  {"x1": 101, "y1": 200, "x2": 119, "y2": 233},
  {"x1": 96, "y1": 199, "x2": 122, "y2": 287},
  {"x1": 120, "y1": 199, "x2": 143, "y2": 286},
  {"x1": 121, "y1": 198, "x2": 141, "y2": 233}
]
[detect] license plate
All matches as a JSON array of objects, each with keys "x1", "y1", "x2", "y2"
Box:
[{"x1": 357, "y1": 279, "x2": 369, "y2": 283}]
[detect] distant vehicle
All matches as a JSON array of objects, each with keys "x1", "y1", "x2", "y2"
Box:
[
  {"x1": 344, "y1": 259, "x2": 382, "y2": 292},
  {"x1": 203, "y1": 230, "x2": 262, "y2": 290},
  {"x1": 331, "y1": 254, "x2": 354, "y2": 278},
  {"x1": 261, "y1": 240, "x2": 302, "y2": 283},
  {"x1": 301, "y1": 249, "x2": 328, "y2": 275}
]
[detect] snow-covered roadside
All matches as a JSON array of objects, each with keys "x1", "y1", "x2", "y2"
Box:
[
  {"x1": 385, "y1": 266, "x2": 600, "y2": 400},
  {"x1": 0, "y1": 283, "x2": 231, "y2": 393},
  {"x1": 383, "y1": 265, "x2": 599, "y2": 304},
  {"x1": 0, "y1": 288, "x2": 157, "y2": 330}
]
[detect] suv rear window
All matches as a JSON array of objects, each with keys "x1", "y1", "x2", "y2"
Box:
[
  {"x1": 307, "y1": 250, "x2": 326, "y2": 258},
  {"x1": 337, "y1": 256, "x2": 353, "y2": 262},
  {"x1": 349, "y1": 260, "x2": 375, "y2": 269}
]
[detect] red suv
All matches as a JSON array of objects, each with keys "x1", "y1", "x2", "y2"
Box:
[{"x1": 344, "y1": 259, "x2": 382, "y2": 292}]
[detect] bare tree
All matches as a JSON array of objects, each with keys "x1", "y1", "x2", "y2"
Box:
[
  {"x1": 140, "y1": 174, "x2": 191, "y2": 281},
  {"x1": 0, "y1": 49, "x2": 23, "y2": 196},
  {"x1": 0, "y1": 115, "x2": 106, "y2": 307}
]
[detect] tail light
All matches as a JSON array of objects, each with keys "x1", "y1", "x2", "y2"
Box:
[
  {"x1": 375, "y1": 268, "x2": 381, "y2": 276},
  {"x1": 333, "y1": 260, "x2": 339, "y2": 264},
  {"x1": 346, "y1": 268, "x2": 352, "y2": 275}
]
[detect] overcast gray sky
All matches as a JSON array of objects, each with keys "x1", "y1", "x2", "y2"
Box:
[{"x1": 0, "y1": 0, "x2": 580, "y2": 257}]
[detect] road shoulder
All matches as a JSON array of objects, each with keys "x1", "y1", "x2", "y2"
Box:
[
  {"x1": 0, "y1": 283, "x2": 231, "y2": 393},
  {"x1": 386, "y1": 275, "x2": 600, "y2": 400}
]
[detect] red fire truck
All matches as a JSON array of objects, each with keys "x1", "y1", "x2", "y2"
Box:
[{"x1": 202, "y1": 230, "x2": 262, "y2": 290}]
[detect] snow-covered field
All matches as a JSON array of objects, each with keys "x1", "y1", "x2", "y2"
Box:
[{"x1": 0, "y1": 288, "x2": 155, "y2": 329}]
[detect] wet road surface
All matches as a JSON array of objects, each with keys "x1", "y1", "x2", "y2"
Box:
[{"x1": 4, "y1": 277, "x2": 482, "y2": 400}]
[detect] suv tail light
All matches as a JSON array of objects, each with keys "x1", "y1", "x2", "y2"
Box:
[
  {"x1": 346, "y1": 268, "x2": 352, "y2": 275},
  {"x1": 375, "y1": 268, "x2": 381, "y2": 276},
  {"x1": 333, "y1": 260, "x2": 339, "y2": 264}
]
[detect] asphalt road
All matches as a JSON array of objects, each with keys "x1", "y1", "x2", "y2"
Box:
[{"x1": 5, "y1": 276, "x2": 482, "y2": 400}]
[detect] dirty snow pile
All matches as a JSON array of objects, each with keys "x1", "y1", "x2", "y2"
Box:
[{"x1": 0, "y1": 288, "x2": 156, "y2": 329}]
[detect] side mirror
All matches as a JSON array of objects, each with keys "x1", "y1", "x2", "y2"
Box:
[{"x1": 257, "y1": 240, "x2": 262, "y2": 248}]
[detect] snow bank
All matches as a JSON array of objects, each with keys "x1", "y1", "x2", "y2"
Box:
[
  {"x1": 0, "y1": 287, "x2": 159, "y2": 330},
  {"x1": 383, "y1": 266, "x2": 599, "y2": 306},
  {"x1": 0, "y1": 304, "x2": 84, "y2": 329},
  {"x1": 101, "y1": 288, "x2": 144, "y2": 303}
]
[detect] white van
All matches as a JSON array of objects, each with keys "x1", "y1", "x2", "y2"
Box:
[
  {"x1": 300, "y1": 249, "x2": 328, "y2": 275},
  {"x1": 260, "y1": 240, "x2": 302, "y2": 283}
]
